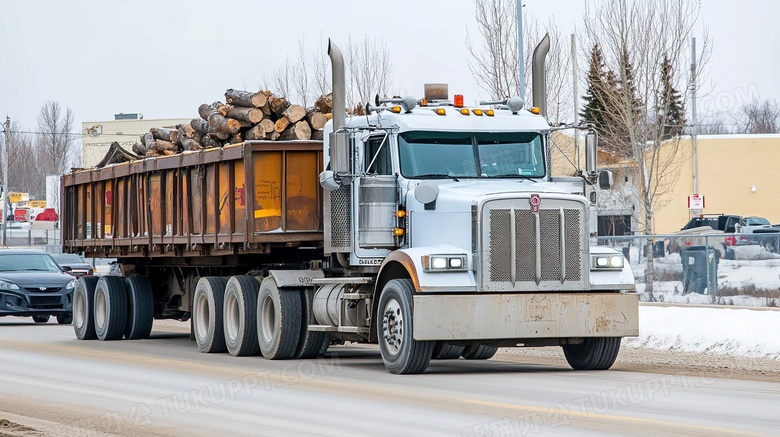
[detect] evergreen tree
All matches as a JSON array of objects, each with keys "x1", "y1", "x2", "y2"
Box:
[
  {"x1": 658, "y1": 56, "x2": 686, "y2": 139},
  {"x1": 580, "y1": 44, "x2": 610, "y2": 129}
]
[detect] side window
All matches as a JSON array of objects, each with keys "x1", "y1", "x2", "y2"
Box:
[{"x1": 365, "y1": 136, "x2": 392, "y2": 175}]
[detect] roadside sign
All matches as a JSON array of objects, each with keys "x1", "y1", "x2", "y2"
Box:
[
  {"x1": 8, "y1": 192, "x2": 25, "y2": 203},
  {"x1": 688, "y1": 194, "x2": 704, "y2": 210},
  {"x1": 29, "y1": 200, "x2": 46, "y2": 208}
]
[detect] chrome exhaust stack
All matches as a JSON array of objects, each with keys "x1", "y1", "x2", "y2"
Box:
[{"x1": 531, "y1": 34, "x2": 550, "y2": 118}]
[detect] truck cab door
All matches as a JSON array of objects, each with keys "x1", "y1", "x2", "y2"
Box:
[{"x1": 355, "y1": 134, "x2": 398, "y2": 252}]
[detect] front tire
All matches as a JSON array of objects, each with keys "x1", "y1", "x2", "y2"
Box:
[
  {"x1": 193, "y1": 277, "x2": 228, "y2": 353},
  {"x1": 124, "y1": 276, "x2": 154, "y2": 340},
  {"x1": 257, "y1": 277, "x2": 301, "y2": 360},
  {"x1": 223, "y1": 275, "x2": 260, "y2": 357},
  {"x1": 562, "y1": 337, "x2": 621, "y2": 370},
  {"x1": 73, "y1": 276, "x2": 100, "y2": 340},
  {"x1": 56, "y1": 314, "x2": 72, "y2": 325},
  {"x1": 377, "y1": 279, "x2": 434, "y2": 374},
  {"x1": 94, "y1": 276, "x2": 128, "y2": 341}
]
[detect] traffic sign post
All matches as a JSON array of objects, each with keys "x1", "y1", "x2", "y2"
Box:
[{"x1": 688, "y1": 194, "x2": 705, "y2": 210}]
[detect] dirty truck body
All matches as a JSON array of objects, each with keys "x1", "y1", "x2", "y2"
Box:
[{"x1": 62, "y1": 41, "x2": 637, "y2": 374}]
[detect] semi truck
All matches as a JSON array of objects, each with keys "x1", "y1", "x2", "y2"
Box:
[{"x1": 62, "y1": 38, "x2": 637, "y2": 374}]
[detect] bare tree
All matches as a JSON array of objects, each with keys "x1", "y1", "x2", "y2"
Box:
[
  {"x1": 583, "y1": 0, "x2": 710, "y2": 297},
  {"x1": 344, "y1": 36, "x2": 393, "y2": 109},
  {"x1": 311, "y1": 35, "x2": 332, "y2": 98},
  {"x1": 739, "y1": 98, "x2": 780, "y2": 134},
  {"x1": 0, "y1": 121, "x2": 43, "y2": 197},
  {"x1": 466, "y1": 1, "x2": 572, "y2": 124},
  {"x1": 37, "y1": 101, "x2": 76, "y2": 176}
]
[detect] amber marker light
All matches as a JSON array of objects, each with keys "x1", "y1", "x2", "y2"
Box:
[
  {"x1": 396, "y1": 210, "x2": 407, "y2": 218},
  {"x1": 390, "y1": 106, "x2": 402, "y2": 113},
  {"x1": 393, "y1": 228, "x2": 405, "y2": 236},
  {"x1": 434, "y1": 108, "x2": 446, "y2": 115},
  {"x1": 472, "y1": 109, "x2": 483, "y2": 116},
  {"x1": 460, "y1": 108, "x2": 470, "y2": 115},
  {"x1": 485, "y1": 109, "x2": 495, "y2": 116},
  {"x1": 530, "y1": 107, "x2": 541, "y2": 114},
  {"x1": 420, "y1": 98, "x2": 428, "y2": 106}
]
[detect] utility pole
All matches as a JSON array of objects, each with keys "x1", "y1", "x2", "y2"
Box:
[
  {"x1": 690, "y1": 37, "x2": 698, "y2": 196},
  {"x1": 2, "y1": 116, "x2": 9, "y2": 246}
]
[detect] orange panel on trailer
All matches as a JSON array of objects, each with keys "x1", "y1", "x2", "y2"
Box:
[
  {"x1": 190, "y1": 169, "x2": 202, "y2": 234},
  {"x1": 117, "y1": 179, "x2": 126, "y2": 238},
  {"x1": 253, "y1": 152, "x2": 282, "y2": 232},
  {"x1": 218, "y1": 162, "x2": 231, "y2": 235},
  {"x1": 234, "y1": 160, "x2": 246, "y2": 235},
  {"x1": 149, "y1": 173, "x2": 162, "y2": 237},
  {"x1": 206, "y1": 166, "x2": 217, "y2": 235},
  {"x1": 285, "y1": 151, "x2": 320, "y2": 231},
  {"x1": 165, "y1": 171, "x2": 174, "y2": 236},
  {"x1": 85, "y1": 184, "x2": 92, "y2": 239},
  {"x1": 104, "y1": 180, "x2": 113, "y2": 238}
]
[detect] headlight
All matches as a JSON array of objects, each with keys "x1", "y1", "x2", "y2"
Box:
[
  {"x1": 0, "y1": 279, "x2": 20, "y2": 291},
  {"x1": 590, "y1": 254, "x2": 624, "y2": 270},
  {"x1": 66, "y1": 279, "x2": 76, "y2": 290},
  {"x1": 423, "y1": 254, "x2": 468, "y2": 272}
]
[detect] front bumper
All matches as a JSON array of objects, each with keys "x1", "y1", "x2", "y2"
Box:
[
  {"x1": 412, "y1": 292, "x2": 638, "y2": 340},
  {"x1": 0, "y1": 289, "x2": 73, "y2": 317}
]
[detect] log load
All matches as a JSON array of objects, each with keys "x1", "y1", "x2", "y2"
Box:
[{"x1": 121, "y1": 88, "x2": 335, "y2": 164}]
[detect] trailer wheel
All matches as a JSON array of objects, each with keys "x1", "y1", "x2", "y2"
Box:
[
  {"x1": 377, "y1": 279, "x2": 434, "y2": 374},
  {"x1": 461, "y1": 344, "x2": 498, "y2": 360},
  {"x1": 94, "y1": 276, "x2": 128, "y2": 341},
  {"x1": 432, "y1": 342, "x2": 465, "y2": 360},
  {"x1": 193, "y1": 277, "x2": 228, "y2": 353},
  {"x1": 295, "y1": 288, "x2": 328, "y2": 359},
  {"x1": 562, "y1": 337, "x2": 621, "y2": 370},
  {"x1": 256, "y1": 277, "x2": 301, "y2": 360},
  {"x1": 73, "y1": 276, "x2": 100, "y2": 340},
  {"x1": 223, "y1": 276, "x2": 260, "y2": 357},
  {"x1": 124, "y1": 276, "x2": 154, "y2": 340}
]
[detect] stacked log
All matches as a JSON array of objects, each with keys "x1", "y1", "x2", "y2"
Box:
[{"x1": 134, "y1": 90, "x2": 334, "y2": 159}]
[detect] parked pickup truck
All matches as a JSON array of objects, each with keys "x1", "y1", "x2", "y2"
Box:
[
  {"x1": 668, "y1": 214, "x2": 779, "y2": 257},
  {"x1": 735, "y1": 217, "x2": 780, "y2": 253}
]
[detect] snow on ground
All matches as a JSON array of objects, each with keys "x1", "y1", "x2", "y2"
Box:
[{"x1": 626, "y1": 305, "x2": 780, "y2": 359}]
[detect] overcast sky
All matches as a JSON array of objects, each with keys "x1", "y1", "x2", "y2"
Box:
[{"x1": 1, "y1": 0, "x2": 777, "y2": 133}]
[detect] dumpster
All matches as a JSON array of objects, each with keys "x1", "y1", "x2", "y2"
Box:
[{"x1": 681, "y1": 245, "x2": 719, "y2": 294}]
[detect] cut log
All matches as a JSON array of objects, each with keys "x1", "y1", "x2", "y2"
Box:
[
  {"x1": 132, "y1": 142, "x2": 147, "y2": 155},
  {"x1": 267, "y1": 130, "x2": 281, "y2": 141},
  {"x1": 198, "y1": 103, "x2": 215, "y2": 120},
  {"x1": 244, "y1": 124, "x2": 266, "y2": 141},
  {"x1": 225, "y1": 105, "x2": 265, "y2": 124},
  {"x1": 217, "y1": 103, "x2": 231, "y2": 117},
  {"x1": 314, "y1": 93, "x2": 333, "y2": 114},
  {"x1": 268, "y1": 96, "x2": 290, "y2": 117},
  {"x1": 163, "y1": 150, "x2": 176, "y2": 156},
  {"x1": 311, "y1": 129, "x2": 324, "y2": 141},
  {"x1": 282, "y1": 105, "x2": 306, "y2": 123},
  {"x1": 150, "y1": 127, "x2": 174, "y2": 142},
  {"x1": 180, "y1": 136, "x2": 203, "y2": 151},
  {"x1": 259, "y1": 118, "x2": 275, "y2": 133},
  {"x1": 171, "y1": 127, "x2": 184, "y2": 145},
  {"x1": 207, "y1": 112, "x2": 241, "y2": 135},
  {"x1": 224, "y1": 89, "x2": 268, "y2": 108},
  {"x1": 183, "y1": 123, "x2": 199, "y2": 139},
  {"x1": 274, "y1": 117, "x2": 291, "y2": 133},
  {"x1": 227, "y1": 132, "x2": 243, "y2": 144},
  {"x1": 306, "y1": 109, "x2": 328, "y2": 130},
  {"x1": 143, "y1": 132, "x2": 155, "y2": 150},
  {"x1": 280, "y1": 121, "x2": 311, "y2": 141},
  {"x1": 190, "y1": 118, "x2": 210, "y2": 135},
  {"x1": 201, "y1": 134, "x2": 221, "y2": 149},
  {"x1": 150, "y1": 139, "x2": 177, "y2": 153}
]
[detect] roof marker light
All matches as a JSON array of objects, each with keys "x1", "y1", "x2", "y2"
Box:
[
  {"x1": 472, "y1": 109, "x2": 483, "y2": 116},
  {"x1": 460, "y1": 108, "x2": 470, "y2": 115},
  {"x1": 485, "y1": 109, "x2": 495, "y2": 116},
  {"x1": 434, "y1": 108, "x2": 446, "y2": 115},
  {"x1": 454, "y1": 94, "x2": 464, "y2": 107},
  {"x1": 530, "y1": 107, "x2": 541, "y2": 114}
]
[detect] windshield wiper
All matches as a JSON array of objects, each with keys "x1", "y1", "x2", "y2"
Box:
[
  {"x1": 490, "y1": 173, "x2": 539, "y2": 182},
  {"x1": 414, "y1": 173, "x2": 460, "y2": 182}
]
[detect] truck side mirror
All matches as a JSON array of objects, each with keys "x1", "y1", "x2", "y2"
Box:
[
  {"x1": 585, "y1": 130, "x2": 598, "y2": 176},
  {"x1": 598, "y1": 170, "x2": 613, "y2": 190}
]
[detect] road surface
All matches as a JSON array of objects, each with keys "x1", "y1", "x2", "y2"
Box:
[{"x1": 0, "y1": 318, "x2": 778, "y2": 436}]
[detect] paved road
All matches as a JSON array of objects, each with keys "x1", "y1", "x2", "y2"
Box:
[{"x1": 0, "y1": 319, "x2": 778, "y2": 436}]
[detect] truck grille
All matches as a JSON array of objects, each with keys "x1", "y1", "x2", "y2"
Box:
[{"x1": 481, "y1": 198, "x2": 586, "y2": 291}]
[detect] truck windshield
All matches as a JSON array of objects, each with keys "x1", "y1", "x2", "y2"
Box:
[{"x1": 398, "y1": 131, "x2": 545, "y2": 178}]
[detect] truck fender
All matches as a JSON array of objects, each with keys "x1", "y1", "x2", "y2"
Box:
[{"x1": 267, "y1": 270, "x2": 325, "y2": 288}]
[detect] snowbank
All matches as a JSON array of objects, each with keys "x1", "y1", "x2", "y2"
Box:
[{"x1": 625, "y1": 305, "x2": 780, "y2": 359}]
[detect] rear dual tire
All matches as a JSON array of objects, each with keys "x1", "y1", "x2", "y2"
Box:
[
  {"x1": 94, "y1": 277, "x2": 128, "y2": 341},
  {"x1": 223, "y1": 276, "x2": 260, "y2": 357},
  {"x1": 193, "y1": 277, "x2": 228, "y2": 353},
  {"x1": 73, "y1": 276, "x2": 100, "y2": 340}
]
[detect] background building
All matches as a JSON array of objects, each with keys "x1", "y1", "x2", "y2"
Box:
[{"x1": 81, "y1": 114, "x2": 191, "y2": 168}]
